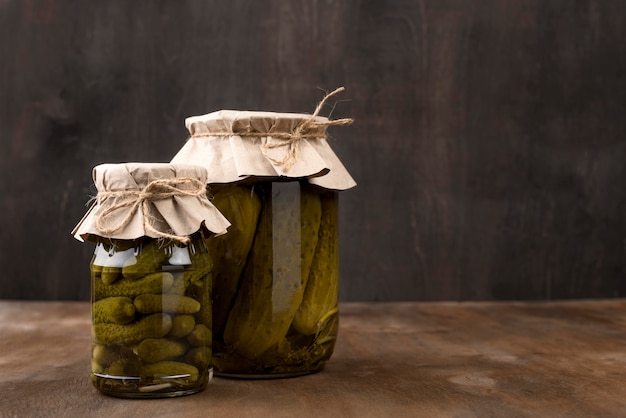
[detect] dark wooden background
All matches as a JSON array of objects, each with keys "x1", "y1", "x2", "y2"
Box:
[{"x1": 1, "y1": 1, "x2": 624, "y2": 301}]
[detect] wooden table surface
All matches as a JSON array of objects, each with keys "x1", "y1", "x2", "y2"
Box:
[{"x1": 1, "y1": 300, "x2": 625, "y2": 418}]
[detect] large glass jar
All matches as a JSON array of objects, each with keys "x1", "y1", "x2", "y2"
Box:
[
  {"x1": 170, "y1": 90, "x2": 355, "y2": 378},
  {"x1": 208, "y1": 180, "x2": 339, "y2": 377},
  {"x1": 90, "y1": 233, "x2": 213, "y2": 397}
]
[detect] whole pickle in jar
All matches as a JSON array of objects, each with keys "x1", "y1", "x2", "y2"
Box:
[
  {"x1": 101, "y1": 267, "x2": 122, "y2": 285},
  {"x1": 94, "y1": 272, "x2": 174, "y2": 300},
  {"x1": 183, "y1": 240, "x2": 214, "y2": 328},
  {"x1": 140, "y1": 361, "x2": 199, "y2": 381},
  {"x1": 292, "y1": 191, "x2": 340, "y2": 335},
  {"x1": 134, "y1": 294, "x2": 201, "y2": 314},
  {"x1": 93, "y1": 296, "x2": 136, "y2": 324},
  {"x1": 92, "y1": 344, "x2": 120, "y2": 371},
  {"x1": 169, "y1": 315, "x2": 196, "y2": 338},
  {"x1": 185, "y1": 346, "x2": 212, "y2": 369},
  {"x1": 93, "y1": 313, "x2": 172, "y2": 346},
  {"x1": 134, "y1": 338, "x2": 188, "y2": 363},
  {"x1": 121, "y1": 240, "x2": 171, "y2": 280},
  {"x1": 207, "y1": 184, "x2": 261, "y2": 338},
  {"x1": 223, "y1": 182, "x2": 321, "y2": 359},
  {"x1": 187, "y1": 278, "x2": 212, "y2": 328},
  {"x1": 188, "y1": 324, "x2": 212, "y2": 347}
]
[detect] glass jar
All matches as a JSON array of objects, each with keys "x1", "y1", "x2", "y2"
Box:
[
  {"x1": 170, "y1": 90, "x2": 355, "y2": 378},
  {"x1": 72, "y1": 162, "x2": 230, "y2": 398},
  {"x1": 208, "y1": 180, "x2": 339, "y2": 377},
  {"x1": 90, "y1": 233, "x2": 214, "y2": 398}
]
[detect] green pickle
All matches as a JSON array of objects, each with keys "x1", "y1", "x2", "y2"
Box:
[
  {"x1": 212, "y1": 181, "x2": 340, "y2": 377},
  {"x1": 169, "y1": 315, "x2": 196, "y2": 338},
  {"x1": 90, "y1": 235, "x2": 214, "y2": 398},
  {"x1": 293, "y1": 191, "x2": 340, "y2": 335},
  {"x1": 207, "y1": 185, "x2": 261, "y2": 338},
  {"x1": 135, "y1": 338, "x2": 188, "y2": 363},
  {"x1": 93, "y1": 297, "x2": 136, "y2": 325}
]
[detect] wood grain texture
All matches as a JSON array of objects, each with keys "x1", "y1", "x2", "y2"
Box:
[
  {"x1": 0, "y1": 1, "x2": 624, "y2": 301},
  {"x1": 1, "y1": 300, "x2": 626, "y2": 417}
]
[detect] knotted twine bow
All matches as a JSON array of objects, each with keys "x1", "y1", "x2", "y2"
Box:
[
  {"x1": 95, "y1": 177, "x2": 206, "y2": 244},
  {"x1": 192, "y1": 87, "x2": 353, "y2": 171}
]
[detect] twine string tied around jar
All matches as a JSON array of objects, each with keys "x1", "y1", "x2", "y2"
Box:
[
  {"x1": 191, "y1": 87, "x2": 353, "y2": 171},
  {"x1": 95, "y1": 177, "x2": 207, "y2": 244}
]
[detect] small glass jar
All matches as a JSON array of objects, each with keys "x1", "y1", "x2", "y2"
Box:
[
  {"x1": 208, "y1": 180, "x2": 339, "y2": 377},
  {"x1": 73, "y1": 162, "x2": 230, "y2": 397},
  {"x1": 90, "y1": 233, "x2": 213, "y2": 398}
]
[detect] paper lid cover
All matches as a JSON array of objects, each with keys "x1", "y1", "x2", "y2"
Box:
[
  {"x1": 72, "y1": 163, "x2": 231, "y2": 243},
  {"x1": 171, "y1": 88, "x2": 356, "y2": 190}
]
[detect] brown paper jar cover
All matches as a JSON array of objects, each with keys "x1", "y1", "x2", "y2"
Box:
[
  {"x1": 72, "y1": 162, "x2": 231, "y2": 242},
  {"x1": 170, "y1": 110, "x2": 356, "y2": 190}
]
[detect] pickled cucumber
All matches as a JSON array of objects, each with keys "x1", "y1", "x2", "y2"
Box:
[
  {"x1": 89, "y1": 237, "x2": 213, "y2": 395},
  {"x1": 101, "y1": 267, "x2": 122, "y2": 285},
  {"x1": 101, "y1": 347, "x2": 142, "y2": 377},
  {"x1": 134, "y1": 338, "x2": 187, "y2": 363},
  {"x1": 94, "y1": 313, "x2": 172, "y2": 346},
  {"x1": 186, "y1": 243, "x2": 213, "y2": 283},
  {"x1": 92, "y1": 344, "x2": 120, "y2": 370},
  {"x1": 223, "y1": 182, "x2": 322, "y2": 358},
  {"x1": 292, "y1": 192, "x2": 339, "y2": 335},
  {"x1": 105, "y1": 359, "x2": 128, "y2": 376},
  {"x1": 122, "y1": 240, "x2": 170, "y2": 279},
  {"x1": 187, "y1": 324, "x2": 212, "y2": 347},
  {"x1": 94, "y1": 272, "x2": 174, "y2": 300},
  {"x1": 207, "y1": 185, "x2": 261, "y2": 338},
  {"x1": 134, "y1": 294, "x2": 201, "y2": 314},
  {"x1": 299, "y1": 184, "x2": 323, "y2": 282},
  {"x1": 185, "y1": 346, "x2": 211, "y2": 369},
  {"x1": 140, "y1": 361, "x2": 199, "y2": 379},
  {"x1": 93, "y1": 296, "x2": 136, "y2": 325},
  {"x1": 166, "y1": 253, "x2": 211, "y2": 296},
  {"x1": 167, "y1": 274, "x2": 187, "y2": 296},
  {"x1": 169, "y1": 315, "x2": 196, "y2": 338},
  {"x1": 187, "y1": 278, "x2": 212, "y2": 328}
]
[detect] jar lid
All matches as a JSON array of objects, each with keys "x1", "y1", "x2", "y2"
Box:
[
  {"x1": 171, "y1": 88, "x2": 356, "y2": 191},
  {"x1": 72, "y1": 163, "x2": 231, "y2": 243}
]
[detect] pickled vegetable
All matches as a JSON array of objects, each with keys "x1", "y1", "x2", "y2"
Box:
[
  {"x1": 90, "y1": 236, "x2": 214, "y2": 396},
  {"x1": 93, "y1": 313, "x2": 173, "y2": 346},
  {"x1": 93, "y1": 297, "x2": 136, "y2": 325},
  {"x1": 212, "y1": 182, "x2": 340, "y2": 377},
  {"x1": 188, "y1": 324, "x2": 212, "y2": 347},
  {"x1": 101, "y1": 267, "x2": 122, "y2": 285},
  {"x1": 135, "y1": 338, "x2": 187, "y2": 363},
  {"x1": 140, "y1": 361, "x2": 199, "y2": 380},
  {"x1": 122, "y1": 240, "x2": 170, "y2": 279},
  {"x1": 185, "y1": 346, "x2": 212, "y2": 369},
  {"x1": 187, "y1": 278, "x2": 212, "y2": 328},
  {"x1": 222, "y1": 182, "x2": 321, "y2": 359},
  {"x1": 92, "y1": 344, "x2": 120, "y2": 371},
  {"x1": 169, "y1": 315, "x2": 196, "y2": 338},
  {"x1": 292, "y1": 191, "x2": 339, "y2": 335},
  {"x1": 94, "y1": 272, "x2": 174, "y2": 300},
  {"x1": 207, "y1": 185, "x2": 261, "y2": 339},
  {"x1": 134, "y1": 294, "x2": 201, "y2": 314}
]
